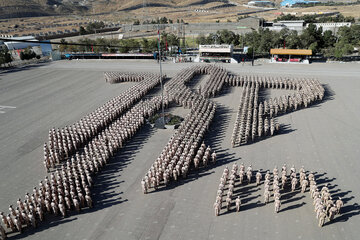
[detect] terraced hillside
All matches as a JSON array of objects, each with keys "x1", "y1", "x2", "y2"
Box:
[{"x1": 0, "y1": 0, "x2": 247, "y2": 19}]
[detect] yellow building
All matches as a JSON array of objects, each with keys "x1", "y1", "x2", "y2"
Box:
[{"x1": 270, "y1": 49, "x2": 312, "y2": 64}]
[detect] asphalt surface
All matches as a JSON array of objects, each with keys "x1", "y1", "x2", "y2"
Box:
[{"x1": 0, "y1": 60, "x2": 359, "y2": 240}]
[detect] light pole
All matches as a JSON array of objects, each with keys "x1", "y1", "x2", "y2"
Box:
[
  {"x1": 157, "y1": 26, "x2": 165, "y2": 128},
  {"x1": 250, "y1": 27, "x2": 255, "y2": 66},
  {"x1": 252, "y1": 46, "x2": 254, "y2": 66}
]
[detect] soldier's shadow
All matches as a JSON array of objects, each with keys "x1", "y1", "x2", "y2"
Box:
[
  {"x1": 280, "y1": 202, "x2": 306, "y2": 212},
  {"x1": 310, "y1": 173, "x2": 357, "y2": 226},
  {"x1": 324, "y1": 203, "x2": 360, "y2": 226},
  {"x1": 6, "y1": 217, "x2": 77, "y2": 240},
  {"x1": 88, "y1": 122, "x2": 158, "y2": 204},
  {"x1": 149, "y1": 152, "x2": 238, "y2": 193}
]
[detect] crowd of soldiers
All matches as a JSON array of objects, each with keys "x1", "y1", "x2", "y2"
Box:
[
  {"x1": 0, "y1": 156, "x2": 94, "y2": 238},
  {"x1": 230, "y1": 75, "x2": 325, "y2": 147},
  {"x1": 142, "y1": 65, "x2": 229, "y2": 193},
  {"x1": 197, "y1": 66, "x2": 228, "y2": 98},
  {"x1": 0, "y1": 65, "x2": 333, "y2": 238},
  {"x1": 214, "y1": 163, "x2": 257, "y2": 216},
  {"x1": 213, "y1": 163, "x2": 344, "y2": 226},
  {"x1": 104, "y1": 72, "x2": 160, "y2": 84},
  {"x1": 310, "y1": 177, "x2": 343, "y2": 227},
  {"x1": 1, "y1": 75, "x2": 169, "y2": 238},
  {"x1": 43, "y1": 74, "x2": 163, "y2": 171}
]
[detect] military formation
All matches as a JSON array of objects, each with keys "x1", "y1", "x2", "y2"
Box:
[
  {"x1": 310, "y1": 176, "x2": 343, "y2": 227},
  {"x1": 230, "y1": 75, "x2": 325, "y2": 147},
  {"x1": 213, "y1": 163, "x2": 344, "y2": 228},
  {"x1": 196, "y1": 65, "x2": 228, "y2": 98},
  {"x1": 43, "y1": 74, "x2": 163, "y2": 171},
  {"x1": 104, "y1": 72, "x2": 161, "y2": 84},
  {"x1": 0, "y1": 64, "x2": 337, "y2": 239},
  {"x1": 142, "y1": 65, "x2": 225, "y2": 192},
  {"x1": 1, "y1": 72, "x2": 170, "y2": 238},
  {"x1": 214, "y1": 163, "x2": 261, "y2": 216}
]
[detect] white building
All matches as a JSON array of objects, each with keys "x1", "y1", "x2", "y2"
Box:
[
  {"x1": 195, "y1": 44, "x2": 238, "y2": 63},
  {"x1": 248, "y1": 1, "x2": 275, "y2": 7},
  {"x1": 3, "y1": 36, "x2": 39, "y2": 50},
  {"x1": 3, "y1": 36, "x2": 52, "y2": 57},
  {"x1": 265, "y1": 20, "x2": 305, "y2": 33},
  {"x1": 309, "y1": 22, "x2": 352, "y2": 34}
]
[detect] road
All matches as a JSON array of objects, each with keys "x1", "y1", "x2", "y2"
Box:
[{"x1": 0, "y1": 60, "x2": 359, "y2": 240}]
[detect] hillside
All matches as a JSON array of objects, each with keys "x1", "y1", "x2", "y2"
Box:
[
  {"x1": 0, "y1": 0, "x2": 89, "y2": 19},
  {"x1": 0, "y1": 0, "x2": 247, "y2": 19}
]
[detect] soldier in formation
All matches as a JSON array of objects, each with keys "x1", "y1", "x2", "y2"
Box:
[
  {"x1": 310, "y1": 175, "x2": 343, "y2": 227},
  {"x1": 44, "y1": 73, "x2": 163, "y2": 170},
  {"x1": 230, "y1": 75, "x2": 325, "y2": 148},
  {"x1": 2, "y1": 92, "x2": 170, "y2": 236},
  {"x1": 142, "y1": 66, "x2": 227, "y2": 191},
  {"x1": 0, "y1": 223, "x2": 6, "y2": 240}
]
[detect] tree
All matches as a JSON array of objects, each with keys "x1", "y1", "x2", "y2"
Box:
[
  {"x1": 59, "y1": 39, "x2": 67, "y2": 53},
  {"x1": 300, "y1": 24, "x2": 324, "y2": 52},
  {"x1": 20, "y1": 51, "x2": 25, "y2": 60},
  {"x1": 67, "y1": 41, "x2": 78, "y2": 53},
  {"x1": 133, "y1": 19, "x2": 140, "y2": 25},
  {"x1": 285, "y1": 30, "x2": 301, "y2": 49},
  {"x1": 338, "y1": 25, "x2": 360, "y2": 46},
  {"x1": 86, "y1": 21, "x2": 106, "y2": 33},
  {"x1": 244, "y1": 30, "x2": 261, "y2": 52},
  {"x1": 159, "y1": 17, "x2": 168, "y2": 24},
  {"x1": 334, "y1": 42, "x2": 354, "y2": 59},
  {"x1": 79, "y1": 26, "x2": 87, "y2": 35},
  {"x1": 207, "y1": 33, "x2": 217, "y2": 44},
  {"x1": 323, "y1": 30, "x2": 336, "y2": 48},
  {"x1": 274, "y1": 14, "x2": 298, "y2": 23},
  {"x1": 0, "y1": 47, "x2": 12, "y2": 66},
  {"x1": 196, "y1": 34, "x2": 207, "y2": 45},
  {"x1": 217, "y1": 30, "x2": 238, "y2": 45},
  {"x1": 257, "y1": 29, "x2": 276, "y2": 52},
  {"x1": 95, "y1": 38, "x2": 108, "y2": 53},
  {"x1": 20, "y1": 47, "x2": 37, "y2": 60},
  {"x1": 166, "y1": 33, "x2": 179, "y2": 46}
]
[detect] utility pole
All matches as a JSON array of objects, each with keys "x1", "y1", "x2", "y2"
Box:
[
  {"x1": 157, "y1": 27, "x2": 165, "y2": 128},
  {"x1": 252, "y1": 46, "x2": 254, "y2": 66},
  {"x1": 142, "y1": 0, "x2": 147, "y2": 24}
]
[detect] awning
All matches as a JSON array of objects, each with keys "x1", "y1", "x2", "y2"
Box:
[{"x1": 270, "y1": 49, "x2": 312, "y2": 55}]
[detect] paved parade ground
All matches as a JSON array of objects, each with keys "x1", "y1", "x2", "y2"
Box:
[{"x1": 0, "y1": 60, "x2": 359, "y2": 240}]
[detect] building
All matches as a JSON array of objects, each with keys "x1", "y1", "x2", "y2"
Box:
[
  {"x1": 248, "y1": 1, "x2": 275, "y2": 7},
  {"x1": 3, "y1": 36, "x2": 40, "y2": 51},
  {"x1": 3, "y1": 36, "x2": 53, "y2": 58},
  {"x1": 270, "y1": 48, "x2": 312, "y2": 64},
  {"x1": 194, "y1": 44, "x2": 238, "y2": 63},
  {"x1": 265, "y1": 20, "x2": 306, "y2": 33},
  {"x1": 280, "y1": 0, "x2": 320, "y2": 7},
  {"x1": 309, "y1": 22, "x2": 352, "y2": 34}
]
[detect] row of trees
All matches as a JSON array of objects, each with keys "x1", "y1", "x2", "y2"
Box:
[
  {"x1": 275, "y1": 13, "x2": 357, "y2": 24},
  {"x1": 59, "y1": 23, "x2": 359, "y2": 59},
  {"x1": 134, "y1": 17, "x2": 185, "y2": 25},
  {"x1": 196, "y1": 24, "x2": 360, "y2": 59},
  {"x1": 1, "y1": 46, "x2": 40, "y2": 67},
  {"x1": 79, "y1": 21, "x2": 106, "y2": 35},
  {"x1": 295, "y1": 0, "x2": 360, "y2": 8},
  {"x1": 59, "y1": 33, "x2": 181, "y2": 54}
]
